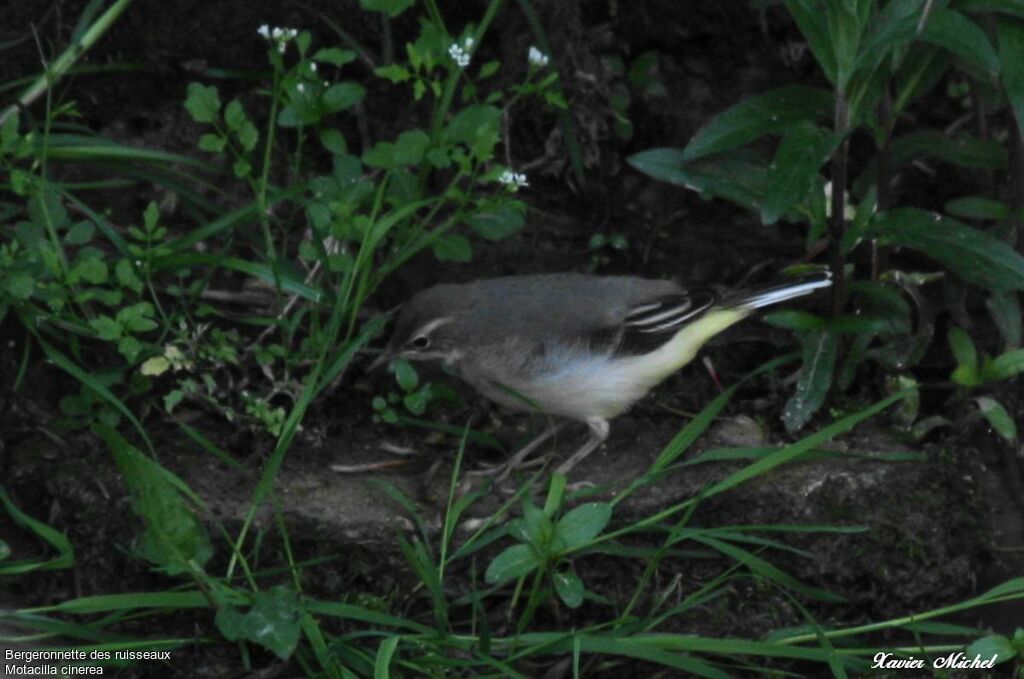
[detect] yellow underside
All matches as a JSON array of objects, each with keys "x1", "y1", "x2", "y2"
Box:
[
  {"x1": 499, "y1": 307, "x2": 753, "y2": 420},
  {"x1": 623, "y1": 307, "x2": 750, "y2": 385}
]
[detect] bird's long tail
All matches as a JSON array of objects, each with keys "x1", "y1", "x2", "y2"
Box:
[{"x1": 724, "y1": 272, "x2": 833, "y2": 310}]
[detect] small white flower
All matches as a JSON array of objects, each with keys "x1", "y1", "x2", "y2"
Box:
[
  {"x1": 499, "y1": 170, "x2": 529, "y2": 191},
  {"x1": 271, "y1": 27, "x2": 284, "y2": 40},
  {"x1": 527, "y1": 46, "x2": 549, "y2": 68},
  {"x1": 278, "y1": 41, "x2": 288, "y2": 54},
  {"x1": 297, "y1": 83, "x2": 305, "y2": 93},
  {"x1": 463, "y1": 36, "x2": 475, "y2": 49},
  {"x1": 309, "y1": 62, "x2": 317, "y2": 72},
  {"x1": 323, "y1": 80, "x2": 330, "y2": 87},
  {"x1": 257, "y1": 24, "x2": 270, "y2": 39},
  {"x1": 448, "y1": 44, "x2": 470, "y2": 68}
]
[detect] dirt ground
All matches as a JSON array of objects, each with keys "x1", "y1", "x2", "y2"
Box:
[{"x1": 2, "y1": 0, "x2": 1023, "y2": 675}]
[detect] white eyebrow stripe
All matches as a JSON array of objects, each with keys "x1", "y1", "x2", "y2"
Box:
[
  {"x1": 627, "y1": 301, "x2": 694, "y2": 327},
  {"x1": 413, "y1": 316, "x2": 454, "y2": 337}
]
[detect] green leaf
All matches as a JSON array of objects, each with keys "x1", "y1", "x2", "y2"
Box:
[
  {"x1": 627, "y1": 148, "x2": 767, "y2": 210},
  {"x1": 783, "y1": 329, "x2": 838, "y2": 432},
  {"x1": 118, "y1": 336, "x2": 144, "y2": 362},
  {"x1": 889, "y1": 130, "x2": 1006, "y2": 170},
  {"x1": 3, "y1": 271, "x2": 35, "y2": 299},
  {"x1": 921, "y1": 8, "x2": 1000, "y2": 77},
  {"x1": 140, "y1": 356, "x2": 171, "y2": 376},
  {"x1": 359, "y1": 0, "x2": 414, "y2": 17},
  {"x1": 0, "y1": 110, "x2": 19, "y2": 153},
  {"x1": 198, "y1": 133, "x2": 226, "y2": 153},
  {"x1": 945, "y1": 196, "x2": 1010, "y2": 221},
  {"x1": 65, "y1": 221, "x2": 95, "y2": 245},
  {"x1": 783, "y1": 0, "x2": 838, "y2": 84},
  {"x1": 0, "y1": 486, "x2": 75, "y2": 574},
  {"x1": 144, "y1": 201, "x2": 160, "y2": 231},
  {"x1": 998, "y1": 16, "x2": 1024, "y2": 135},
  {"x1": 224, "y1": 100, "x2": 247, "y2": 131},
  {"x1": 95, "y1": 425, "x2": 212, "y2": 575},
  {"x1": 313, "y1": 47, "x2": 357, "y2": 67},
  {"x1": 402, "y1": 391, "x2": 428, "y2": 415},
  {"x1": 232, "y1": 158, "x2": 252, "y2": 178},
  {"x1": 363, "y1": 130, "x2": 429, "y2": 169},
  {"x1": 975, "y1": 397, "x2": 1017, "y2": 442},
  {"x1": 295, "y1": 31, "x2": 312, "y2": 57},
  {"x1": 319, "y1": 128, "x2": 347, "y2": 154},
  {"x1": 323, "y1": 82, "x2": 365, "y2": 112},
  {"x1": 982, "y1": 348, "x2": 1024, "y2": 382},
  {"x1": 479, "y1": 60, "x2": 501, "y2": 78},
  {"x1": 115, "y1": 258, "x2": 143, "y2": 293},
  {"x1": 987, "y1": 290, "x2": 1021, "y2": 347},
  {"x1": 89, "y1": 316, "x2": 123, "y2": 340},
  {"x1": 393, "y1": 359, "x2": 418, "y2": 391},
  {"x1": 374, "y1": 636, "x2": 401, "y2": 678},
  {"x1": 552, "y1": 503, "x2": 612, "y2": 551},
  {"x1": 553, "y1": 570, "x2": 584, "y2": 608},
  {"x1": 522, "y1": 499, "x2": 553, "y2": 551},
  {"x1": 236, "y1": 121, "x2": 259, "y2": 151},
  {"x1": 485, "y1": 544, "x2": 541, "y2": 584},
  {"x1": 184, "y1": 82, "x2": 221, "y2": 123},
  {"x1": 853, "y1": 0, "x2": 925, "y2": 77},
  {"x1": 826, "y1": 1, "x2": 868, "y2": 89},
  {"x1": 871, "y1": 209, "x2": 1024, "y2": 291},
  {"x1": 762, "y1": 310, "x2": 828, "y2": 332},
  {"x1": 761, "y1": 123, "x2": 838, "y2": 225},
  {"x1": 948, "y1": 326, "x2": 978, "y2": 371},
  {"x1": 431, "y1": 234, "x2": 473, "y2": 262},
  {"x1": 392, "y1": 129, "x2": 430, "y2": 165},
  {"x1": 215, "y1": 586, "x2": 302, "y2": 660},
  {"x1": 442, "y1": 105, "x2": 502, "y2": 161},
  {"x1": 966, "y1": 634, "x2": 1018, "y2": 665},
  {"x1": 468, "y1": 203, "x2": 525, "y2": 241},
  {"x1": 375, "y1": 64, "x2": 411, "y2": 83},
  {"x1": 682, "y1": 85, "x2": 833, "y2": 160},
  {"x1": 116, "y1": 302, "x2": 155, "y2": 326}
]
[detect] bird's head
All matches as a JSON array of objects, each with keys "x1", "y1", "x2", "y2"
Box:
[{"x1": 368, "y1": 286, "x2": 468, "y2": 371}]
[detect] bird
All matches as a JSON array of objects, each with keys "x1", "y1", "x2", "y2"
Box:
[{"x1": 370, "y1": 271, "x2": 831, "y2": 476}]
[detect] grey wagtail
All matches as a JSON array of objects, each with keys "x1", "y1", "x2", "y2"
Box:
[{"x1": 371, "y1": 271, "x2": 831, "y2": 475}]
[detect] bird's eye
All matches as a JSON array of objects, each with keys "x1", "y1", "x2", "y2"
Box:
[{"x1": 410, "y1": 335, "x2": 430, "y2": 350}]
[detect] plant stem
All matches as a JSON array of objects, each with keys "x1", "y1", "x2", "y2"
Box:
[
  {"x1": 874, "y1": 85, "x2": 892, "y2": 281},
  {"x1": 0, "y1": 0, "x2": 136, "y2": 125},
  {"x1": 829, "y1": 89, "x2": 849, "y2": 314},
  {"x1": 1008, "y1": 108, "x2": 1024, "y2": 251}
]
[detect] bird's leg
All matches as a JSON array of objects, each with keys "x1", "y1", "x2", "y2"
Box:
[
  {"x1": 482, "y1": 421, "x2": 565, "y2": 482},
  {"x1": 554, "y1": 417, "x2": 609, "y2": 476}
]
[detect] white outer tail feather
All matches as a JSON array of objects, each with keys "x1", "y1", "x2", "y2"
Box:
[{"x1": 741, "y1": 274, "x2": 832, "y2": 310}]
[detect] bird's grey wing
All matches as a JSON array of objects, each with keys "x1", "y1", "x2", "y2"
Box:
[{"x1": 607, "y1": 288, "x2": 719, "y2": 356}]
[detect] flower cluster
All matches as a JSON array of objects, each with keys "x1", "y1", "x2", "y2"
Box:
[
  {"x1": 257, "y1": 25, "x2": 299, "y2": 54},
  {"x1": 499, "y1": 170, "x2": 529, "y2": 191},
  {"x1": 527, "y1": 46, "x2": 549, "y2": 68},
  {"x1": 448, "y1": 36, "x2": 474, "y2": 68}
]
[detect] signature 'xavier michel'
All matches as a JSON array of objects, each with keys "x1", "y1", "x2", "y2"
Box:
[{"x1": 373, "y1": 271, "x2": 832, "y2": 475}]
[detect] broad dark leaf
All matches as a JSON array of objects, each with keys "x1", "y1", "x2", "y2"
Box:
[
  {"x1": 998, "y1": 16, "x2": 1024, "y2": 135},
  {"x1": 681, "y1": 85, "x2": 833, "y2": 160},
  {"x1": 628, "y1": 148, "x2": 767, "y2": 210},
  {"x1": 761, "y1": 123, "x2": 839, "y2": 225},
  {"x1": 871, "y1": 209, "x2": 1024, "y2": 291},
  {"x1": 783, "y1": 328, "x2": 838, "y2": 432}
]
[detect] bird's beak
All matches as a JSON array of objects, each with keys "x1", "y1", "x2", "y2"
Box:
[{"x1": 367, "y1": 350, "x2": 393, "y2": 372}]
